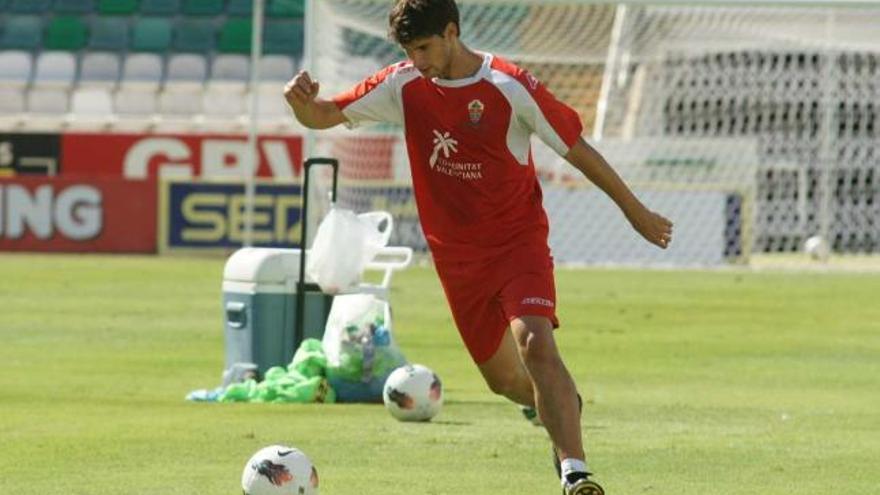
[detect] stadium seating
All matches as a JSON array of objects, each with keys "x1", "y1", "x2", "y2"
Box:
[
  {"x1": 167, "y1": 53, "x2": 207, "y2": 83},
  {"x1": 203, "y1": 54, "x2": 249, "y2": 126},
  {"x1": 9, "y1": 0, "x2": 51, "y2": 14},
  {"x1": 90, "y1": 17, "x2": 130, "y2": 51},
  {"x1": 28, "y1": 88, "x2": 69, "y2": 113},
  {"x1": 227, "y1": 0, "x2": 252, "y2": 17},
  {"x1": 218, "y1": 18, "x2": 252, "y2": 54},
  {"x1": 173, "y1": 19, "x2": 216, "y2": 53},
  {"x1": 53, "y1": 0, "x2": 95, "y2": 14},
  {"x1": 0, "y1": 50, "x2": 32, "y2": 86},
  {"x1": 33, "y1": 51, "x2": 77, "y2": 87},
  {"x1": 26, "y1": 88, "x2": 70, "y2": 130},
  {"x1": 267, "y1": 0, "x2": 305, "y2": 18},
  {"x1": 121, "y1": 53, "x2": 164, "y2": 88},
  {"x1": 158, "y1": 87, "x2": 204, "y2": 129},
  {"x1": 256, "y1": 83, "x2": 295, "y2": 131},
  {"x1": 98, "y1": 0, "x2": 138, "y2": 15},
  {"x1": 202, "y1": 90, "x2": 246, "y2": 128},
  {"x1": 79, "y1": 52, "x2": 121, "y2": 87},
  {"x1": 114, "y1": 86, "x2": 159, "y2": 130},
  {"x1": 69, "y1": 87, "x2": 115, "y2": 128},
  {"x1": 183, "y1": 0, "x2": 223, "y2": 16},
  {"x1": 264, "y1": 20, "x2": 304, "y2": 57},
  {"x1": 0, "y1": 0, "x2": 306, "y2": 131},
  {"x1": 1, "y1": 16, "x2": 42, "y2": 50},
  {"x1": 0, "y1": 50, "x2": 30, "y2": 127},
  {"x1": 260, "y1": 55, "x2": 296, "y2": 82},
  {"x1": 0, "y1": 87, "x2": 26, "y2": 127},
  {"x1": 44, "y1": 16, "x2": 89, "y2": 50},
  {"x1": 131, "y1": 18, "x2": 173, "y2": 52},
  {"x1": 211, "y1": 54, "x2": 250, "y2": 82},
  {"x1": 140, "y1": 0, "x2": 180, "y2": 15},
  {"x1": 160, "y1": 53, "x2": 207, "y2": 127},
  {"x1": 115, "y1": 87, "x2": 157, "y2": 116}
]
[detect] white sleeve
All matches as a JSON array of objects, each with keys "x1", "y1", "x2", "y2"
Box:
[
  {"x1": 510, "y1": 74, "x2": 583, "y2": 157},
  {"x1": 332, "y1": 66, "x2": 403, "y2": 127}
]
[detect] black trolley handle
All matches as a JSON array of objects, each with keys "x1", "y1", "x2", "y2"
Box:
[{"x1": 294, "y1": 157, "x2": 339, "y2": 347}]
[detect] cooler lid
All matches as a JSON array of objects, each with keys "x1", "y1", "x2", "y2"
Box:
[{"x1": 223, "y1": 247, "x2": 315, "y2": 284}]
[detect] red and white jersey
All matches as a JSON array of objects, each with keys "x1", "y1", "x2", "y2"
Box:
[{"x1": 332, "y1": 53, "x2": 583, "y2": 261}]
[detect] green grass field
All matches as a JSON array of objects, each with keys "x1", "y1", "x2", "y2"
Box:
[{"x1": 1, "y1": 254, "x2": 878, "y2": 494}]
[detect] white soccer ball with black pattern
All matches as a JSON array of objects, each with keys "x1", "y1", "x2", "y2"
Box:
[
  {"x1": 804, "y1": 235, "x2": 830, "y2": 261},
  {"x1": 383, "y1": 364, "x2": 443, "y2": 422},
  {"x1": 241, "y1": 445, "x2": 319, "y2": 495}
]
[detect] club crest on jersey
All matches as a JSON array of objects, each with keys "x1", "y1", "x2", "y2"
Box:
[{"x1": 467, "y1": 99, "x2": 485, "y2": 125}]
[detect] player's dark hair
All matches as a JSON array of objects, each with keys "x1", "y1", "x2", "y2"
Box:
[{"x1": 388, "y1": 0, "x2": 461, "y2": 45}]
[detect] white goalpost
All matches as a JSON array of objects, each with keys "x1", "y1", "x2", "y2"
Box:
[{"x1": 301, "y1": 0, "x2": 880, "y2": 267}]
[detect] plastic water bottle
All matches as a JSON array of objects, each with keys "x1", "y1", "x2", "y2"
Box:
[{"x1": 373, "y1": 325, "x2": 390, "y2": 346}]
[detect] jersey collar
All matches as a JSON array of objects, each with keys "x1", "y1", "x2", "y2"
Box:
[{"x1": 432, "y1": 52, "x2": 493, "y2": 88}]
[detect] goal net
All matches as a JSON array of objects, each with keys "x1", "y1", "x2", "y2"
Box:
[{"x1": 304, "y1": 0, "x2": 880, "y2": 267}]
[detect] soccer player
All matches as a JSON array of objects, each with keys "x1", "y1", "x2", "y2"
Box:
[{"x1": 284, "y1": 1, "x2": 673, "y2": 493}]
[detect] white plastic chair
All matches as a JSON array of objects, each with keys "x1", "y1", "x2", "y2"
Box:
[
  {"x1": 114, "y1": 87, "x2": 159, "y2": 131},
  {"x1": 0, "y1": 50, "x2": 33, "y2": 88},
  {"x1": 68, "y1": 88, "x2": 115, "y2": 129},
  {"x1": 79, "y1": 52, "x2": 121, "y2": 88},
  {"x1": 115, "y1": 87, "x2": 157, "y2": 117},
  {"x1": 24, "y1": 87, "x2": 70, "y2": 130},
  {"x1": 0, "y1": 88, "x2": 26, "y2": 128},
  {"x1": 121, "y1": 53, "x2": 163, "y2": 90},
  {"x1": 166, "y1": 53, "x2": 207, "y2": 85},
  {"x1": 27, "y1": 88, "x2": 69, "y2": 113},
  {"x1": 260, "y1": 55, "x2": 295, "y2": 82},
  {"x1": 156, "y1": 86, "x2": 204, "y2": 131},
  {"x1": 157, "y1": 54, "x2": 207, "y2": 130},
  {"x1": 208, "y1": 55, "x2": 250, "y2": 96},
  {"x1": 202, "y1": 86, "x2": 246, "y2": 131},
  {"x1": 199, "y1": 55, "x2": 249, "y2": 130},
  {"x1": 255, "y1": 82, "x2": 296, "y2": 131},
  {"x1": 159, "y1": 86, "x2": 203, "y2": 116},
  {"x1": 33, "y1": 51, "x2": 77, "y2": 88},
  {"x1": 72, "y1": 88, "x2": 114, "y2": 113},
  {"x1": 211, "y1": 54, "x2": 250, "y2": 83}
]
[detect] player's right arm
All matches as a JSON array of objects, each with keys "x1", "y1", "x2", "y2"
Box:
[{"x1": 284, "y1": 71, "x2": 348, "y2": 129}]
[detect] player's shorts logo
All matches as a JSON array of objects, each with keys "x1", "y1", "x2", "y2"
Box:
[
  {"x1": 468, "y1": 99, "x2": 485, "y2": 125},
  {"x1": 429, "y1": 129, "x2": 459, "y2": 169},
  {"x1": 521, "y1": 297, "x2": 554, "y2": 307}
]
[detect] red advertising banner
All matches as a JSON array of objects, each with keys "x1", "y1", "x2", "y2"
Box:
[
  {"x1": 0, "y1": 177, "x2": 157, "y2": 253},
  {"x1": 60, "y1": 132, "x2": 304, "y2": 180}
]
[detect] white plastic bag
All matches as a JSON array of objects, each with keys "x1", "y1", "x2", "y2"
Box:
[{"x1": 306, "y1": 207, "x2": 393, "y2": 294}]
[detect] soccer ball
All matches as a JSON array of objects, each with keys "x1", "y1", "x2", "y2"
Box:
[
  {"x1": 804, "y1": 235, "x2": 830, "y2": 261},
  {"x1": 383, "y1": 364, "x2": 443, "y2": 422},
  {"x1": 241, "y1": 445, "x2": 319, "y2": 495}
]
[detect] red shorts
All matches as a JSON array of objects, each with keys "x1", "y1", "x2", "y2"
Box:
[{"x1": 434, "y1": 244, "x2": 559, "y2": 364}]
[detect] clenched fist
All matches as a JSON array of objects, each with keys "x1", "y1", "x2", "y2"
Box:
[{"x1": 284, "y1": 70, "x2": 321, "y2": 107}]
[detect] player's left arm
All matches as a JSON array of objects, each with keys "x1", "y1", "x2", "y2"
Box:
[{"x1": 564, "y1": 137, "x2": 674, "y2": 249}]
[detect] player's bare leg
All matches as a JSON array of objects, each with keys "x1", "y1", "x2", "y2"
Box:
[
  {"x1": 477, "y1": 319, "x2": 603, "y2": 494},
  {"x1": 508, "y1": 316, "x2": 583, "y2": 463},
  {"x1": 477, "y1": 328, "x2": 536, "y2": 408},
  {"x1": 510, "y1": 316, "x2": 604, "y2": 495}
]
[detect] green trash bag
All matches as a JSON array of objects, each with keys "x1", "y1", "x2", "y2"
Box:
[
  {"x1": 218, "y1": 340, "x2": 336, "y2": 404},
  {"x1": 289, "y1": 338, "x2": 327, "y2": 378},
  {"x1": 274, "y1": 375, "x2": 336, "y2": 404},
  {"x1": 219, "y1": 378, "x2": 258, "y2": 402}
]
